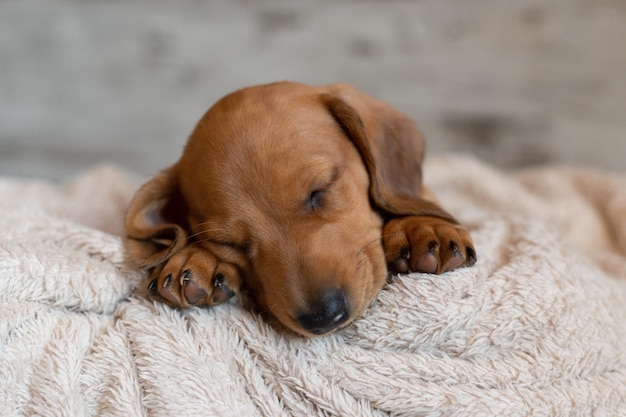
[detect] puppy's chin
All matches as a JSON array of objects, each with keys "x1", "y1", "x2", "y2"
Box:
[
  {"x1": 248, "y1": 278, "x2": 387, "y2": 338},
  {"x1": 255, "y1": 313, "x2": 351, "y2": 339}
]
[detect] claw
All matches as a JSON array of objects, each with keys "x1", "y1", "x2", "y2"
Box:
[
  {"x1": 180, "y1": 269, "x2": 192, "y2": 285},
  {"x1": 213, "y1": 272, "x2": 225, "y2": 287},
  {"x1": 162, "y1": 273, "x2": 173, "y2": 288},
  {"x1": 466, "y1": 247, "x2": 477, "y2": 266},
  {"x1": 212, "y1": 272, "x2": 235, "y2": 304},
  {"x1": 148, "y1": 278, "x2": 158, "y2": 295},
  {"x1": 159, "y1": 272, "x2": 181, "y2": 305}
]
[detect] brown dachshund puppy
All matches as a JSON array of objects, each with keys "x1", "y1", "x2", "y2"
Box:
[{"x1": 125, "y1": 82, "x2": 476, "y2": 337}]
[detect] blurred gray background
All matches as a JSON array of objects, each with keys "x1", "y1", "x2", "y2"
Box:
[{"x1": 1, "y1": 0, "x2": 625, "y2": 181}]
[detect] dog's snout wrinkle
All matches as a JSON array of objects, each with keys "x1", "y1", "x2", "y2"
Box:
[{"x1": 296, "y1": 289, "x2": 349, "y2": 335}]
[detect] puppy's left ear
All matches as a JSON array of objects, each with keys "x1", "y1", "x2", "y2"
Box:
[
  {"x1": 322, "y1": 83, "x2": 457, "y2": 223},
  {"x1": 125, "y1": 167, "x2": 189, "y2": 269}
]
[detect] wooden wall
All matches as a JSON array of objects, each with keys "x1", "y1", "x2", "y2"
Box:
[{"x1": 1, "y1": 0, "x2": 624, "y2": 180}]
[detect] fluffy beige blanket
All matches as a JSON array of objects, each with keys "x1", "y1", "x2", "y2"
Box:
[{"x1": 1, "y1": 157, "x2": 625, "y2": 416}]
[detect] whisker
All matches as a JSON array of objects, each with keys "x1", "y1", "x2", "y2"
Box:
[
  {"x1": 185, "y1": 220, "x2": 227, "y2": 241},
  {"x1": 187, "y1": 227, "x2": 221, "y2": 240},
  {"x1": 189, "y1": 237, "x2": 215, "y2": 247},
  {"x1": 187, "y1": 220, "x2": 221, "y2": 229},
  {"x1": 190, "y1": 220, "x2": 214, "y2": 228}
]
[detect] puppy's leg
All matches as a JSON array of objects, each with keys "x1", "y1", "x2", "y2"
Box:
[
  {"x1": 147, "y1": 246, "x2": 242, "y2": 308},
  {"x1": 382, "y1": 216, "x2": 477, "y2": 275}
]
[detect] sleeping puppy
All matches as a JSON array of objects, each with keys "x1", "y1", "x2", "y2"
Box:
[{"x1": 125, "y1": 82, "x2": 476, "y2": 337}]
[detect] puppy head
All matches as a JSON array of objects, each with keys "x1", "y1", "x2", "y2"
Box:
[{"x1": 126, "y1": 82, "x2": 440, "y2": 337}]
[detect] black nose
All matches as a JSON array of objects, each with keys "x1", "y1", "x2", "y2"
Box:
[{"x1": 296, "y1": 289, "x2": 349, "y2": 335}]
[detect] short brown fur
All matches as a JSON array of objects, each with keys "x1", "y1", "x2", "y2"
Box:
[{"x1": 125, "y1": 82, "x2": 476, "y2": 337}]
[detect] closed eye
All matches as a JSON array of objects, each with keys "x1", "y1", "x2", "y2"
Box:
[
  {"x1": 308, "y1": 189, "x2": 326, "y2": 211},
  {"x1": 303, "y1": 166, "x2": 342, "y2": 213},
  {"x1": 206, "y1": 238, "x2": 249, "y2": 255}
]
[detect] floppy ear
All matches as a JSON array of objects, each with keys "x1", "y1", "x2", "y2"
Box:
[
  {"x1": 322, "y1": 84, "x2": 458, "y2": 223},
  {"x1": 125, "y1": 167, "x2": 189, "y2": 268}
]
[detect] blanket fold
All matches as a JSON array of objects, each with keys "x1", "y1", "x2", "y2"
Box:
[{"x1": 1, "y1": 158, "x2": 625, "y2": 416}]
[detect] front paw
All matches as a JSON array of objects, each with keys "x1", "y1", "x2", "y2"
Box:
[
  {"x1": 147, "y1": 246, "x2": 242, "y2": 308},
  {"x1": 382, "y1": 216, "x2": 477, "y2": 274}
]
